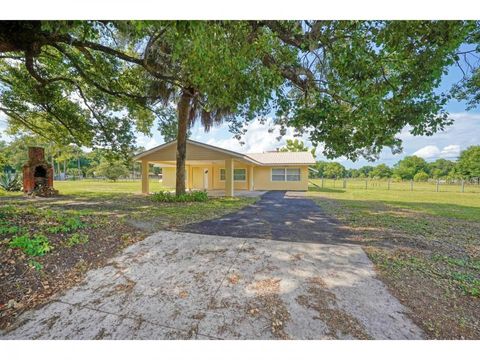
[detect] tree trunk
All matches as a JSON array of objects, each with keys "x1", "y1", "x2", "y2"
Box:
[{"x1": 175, "y1": 90, "x2": 192, "y2": 196}]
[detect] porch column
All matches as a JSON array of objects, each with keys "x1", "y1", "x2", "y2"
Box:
[
  {"x1": 248, "y1": 165, "x2": 254, "y2": 191},
  {"x1": 225, "y1": 158, "x2": 234, "y2": 197},
  {"x1": 141, "y1": 160, "x2": 149, "y2": 194},
  {"x1": 187, "y1": 165, "x2": 193, "y2": 190}
]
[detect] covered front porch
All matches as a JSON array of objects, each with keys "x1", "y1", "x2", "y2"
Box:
[{"x1": 134, "y1": 139, "x2": 260, "y2": 197}]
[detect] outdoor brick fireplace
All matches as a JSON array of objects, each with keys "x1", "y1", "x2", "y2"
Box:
[{"x1": 23, "y1": 147, "x2": 57, "y2": 196}]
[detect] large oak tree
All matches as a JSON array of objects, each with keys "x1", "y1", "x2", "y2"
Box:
[
  {"x1": 0, "y1": 21, "x2": 290, "y2": 194},
  {"x1": 0, "y1": 20, "x2": 475, "y2": 194}
]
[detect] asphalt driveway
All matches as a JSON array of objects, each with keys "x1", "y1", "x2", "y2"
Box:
[
  {"x1": 1, "y1": 192, "x2": 423, "y2": 339},
  {"x1": 182, "y1": 191, "x2": 347, "y2": 243}
]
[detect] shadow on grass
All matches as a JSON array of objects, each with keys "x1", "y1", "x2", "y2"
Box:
[{"x1": 308, "y1": 186, "x2": 346, "y2": 193}]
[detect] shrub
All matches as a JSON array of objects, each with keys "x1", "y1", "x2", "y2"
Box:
[
  {"x1": 94, "y1": 159, "x2": 129, "y2": 181},
  {"x1": 0, "y1": 171, "x2": 21, "y2": 192},
  {"x1": 413, "y1": 171, "x2": 429, "y2": 182},
  {"x1": 151, "y1": 190, "x2": 209, "y2": 203},
  {"x1": 9, "y1": 234, "x2": 52, "y2": 256}
]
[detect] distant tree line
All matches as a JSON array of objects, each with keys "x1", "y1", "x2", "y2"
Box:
[{"x1": 309, "y1": 146, "x2": 480, "y2": 182}]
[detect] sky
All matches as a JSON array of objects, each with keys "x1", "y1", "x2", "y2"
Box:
[{"x1": 1, "y1": 47, "x2": 479, "y2": 169}]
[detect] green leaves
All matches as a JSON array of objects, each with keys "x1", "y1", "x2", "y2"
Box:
[
  {"x1": 0, "y1": 20, "x2": 476, "y2": 164},
  {"x1": 94, "y1": 159, "x2": 130, "y2": 181},
  {"x1": 393, "y1": 155, "x2": 429, "y2": 180},
  {"x1": 456, "y1": 146, "x2": 480, "y2": 179},
  {"x1": 150, "y1": 190, "x2": 209, "y2": 203},
  {"x1": 9, "y1": 234, "x2": 52, "y2": 257},
  {"x1": 273, "y1": 21, "x2": 472, "y2": 161}
]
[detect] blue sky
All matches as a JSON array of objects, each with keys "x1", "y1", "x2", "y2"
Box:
[{"x1": 1, "y1": 49, "x2": 479, "y2": 169}]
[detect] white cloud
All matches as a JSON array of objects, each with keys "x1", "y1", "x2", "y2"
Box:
[
  {"x1": 191, "y1": 118, "x2": 313, "y2": 154},
  {"x1": 440, "y1": 144, "x2": 461, "y2": 158},
  {"x1": 413, "y1": 144, "x2": 461, "y2": 160},
  {"x1": 413, "y1": 145, "x2": 441, "y2": 159},
  {"x1": 145, "y1": 138, "x2": 159, "y2": 149},
  {"x1": 136, "y1": 133, "x2": 161, "y2": 149}
]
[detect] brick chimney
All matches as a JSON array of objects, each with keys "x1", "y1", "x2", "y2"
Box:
[{"x1": 22, "y1": 147, "x2": 57, "y2": 196}]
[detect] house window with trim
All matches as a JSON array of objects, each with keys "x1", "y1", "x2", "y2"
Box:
[
  {"x1": 271, "y1": 168, "x2": 286, "y2": 181},
  {"x1": 286, "y1": 168, "x2": 301, "y2": 181},
  {"x1": 220, "y1": 168, "x2": 246, "y2": 181},
  {"x1": 272, "y1": 168, "x2": 301, "y2": 181}
]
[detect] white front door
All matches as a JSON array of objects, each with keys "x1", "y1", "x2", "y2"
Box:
[{"x1": 203, "y1": 168, "x2": 209, "y2": 190}]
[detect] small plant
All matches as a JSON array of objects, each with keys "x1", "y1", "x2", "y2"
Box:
[
  {"x1": 49, "y1": 216, "x2": 86, "y2": 233},
  {"x1": 450, "y1": 272, "x2": 480, "y2": 297},
  {"x1": 0, "y1": 224, "x2": 23, "y2": 236},
  {"x1": 65, "y1": 233, "x2": 89, "y2": 247},
  {"x1": 151, "y1": 190, "x2": 209, "y2": 203},
  {"x1": 9, "y1": 234, "x2": 52, "y2": 256},
  {"x1": 28, "y1": 259, "x2": 44, "y2": 271},
  {"x1": 0, "y1": 171, "x2": 22, "y2": 192}
]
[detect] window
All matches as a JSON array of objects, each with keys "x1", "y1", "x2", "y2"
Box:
[
  {"x1": 272, "y1": 168, "x2": 286, "y2": 181},
  {"x1": 287, "y1": 168, "x2": 301, "y2": 181},
  {"x1": 272, "y1": 168, "x2": 301, "y2": 182},
  {"x1": 234, "y1": 169, "x2": 246, "y2": 181},
  {"x1": 219, "y1": 168, "x2": 246, "y2": 181}
]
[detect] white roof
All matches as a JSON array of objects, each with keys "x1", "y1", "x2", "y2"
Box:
[{"x1": 246, "y1": 151, "x2": 315, "y2": 165}]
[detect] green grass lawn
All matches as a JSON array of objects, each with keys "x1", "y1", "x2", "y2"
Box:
[
  {"x1": 56, "y1": 179, "x2": 166, "y2": 195},
  {"x1": 308, "y1": 180, "x2": 480, "y2": 339},
  {"x1": 0, "y1": 179, "x2": 168, "y2": 198},
  {"x1": 309, "y1": 179, "x2": 480, "y2": 221}
]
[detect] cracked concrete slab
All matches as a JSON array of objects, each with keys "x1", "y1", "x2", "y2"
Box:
[{"x1": 1, "y1": 231, "x2": 423, "y2": 340}]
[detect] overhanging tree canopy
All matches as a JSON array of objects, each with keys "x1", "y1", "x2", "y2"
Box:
[{"x1": 0, "y1": 20, "x2": 476, "y2": 194}]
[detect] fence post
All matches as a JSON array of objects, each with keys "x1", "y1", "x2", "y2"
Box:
[
  {"x1": 436, "y1": 179, "x2": 439, "y2": 193},
  {"x1": 461, "y1": 180, "x2": 465, "y2": 193},
  {"x1": 410, "y1": 180, "x2": 413, "y2": 191},
  {"x1": 387, "y1": 179, "x2": 391, "y2": 190},
  {"x1": 343, "y1": 178, "x2": 346, "y2": 189},
  {"x1": 365, "y1": 179, "x2": 368, "y2": 190},
  {"x1": 333, "y1": 179, "x2": 336, "y2": 188},
  {"x1": 321, "y1": 177, "x2": 324, "y2": 188}
]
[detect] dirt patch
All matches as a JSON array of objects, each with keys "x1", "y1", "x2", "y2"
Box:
[
  {"x1": 227, "y1": 273, "x2": 240, "y2": 285},
  {"x1": 196, "y1": 248, "x2": 228, "y2": 256},
  {"x1": 0, "y1": 205, "x2": 144, "y2": 329},
  {"x1": 246, "y1": 278, "x2": 291, "y2": 339},
  {"x1": 296, "y1": 277, "x2": 371, "y2": 339}
]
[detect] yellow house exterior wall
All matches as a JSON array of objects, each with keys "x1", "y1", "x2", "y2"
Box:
[
  {"x1": 161, "y1": 164, "x2": 309, "y2": 191},
  {"x1": 253, "y1": 165, "x2": 309, "y2": 191},
  {"x1": 162, "y1": 162, "x2": 249, "y2": 190}
]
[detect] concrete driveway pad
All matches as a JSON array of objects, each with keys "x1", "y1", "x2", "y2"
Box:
[{"x1": 1, "y1": 231, "x2": 423, "y2": 340}]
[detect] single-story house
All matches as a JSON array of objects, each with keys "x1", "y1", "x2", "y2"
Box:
[{"x1": 134, "y1": 139, "x2": 315, "y2": 196}]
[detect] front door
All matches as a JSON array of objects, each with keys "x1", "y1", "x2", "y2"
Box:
[{"x1": 203, "y1": 168, "x2": 209, "y2": 189}]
